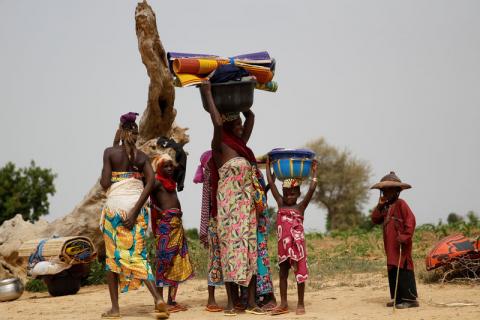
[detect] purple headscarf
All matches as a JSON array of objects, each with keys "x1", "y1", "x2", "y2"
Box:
[{"x1": 120, "y1": 112, "x2": 139, "y2": 124}]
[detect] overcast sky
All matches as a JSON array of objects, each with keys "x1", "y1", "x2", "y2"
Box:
[{"x1": 1, "y1": 0, "x2": 479, "y2": 231}]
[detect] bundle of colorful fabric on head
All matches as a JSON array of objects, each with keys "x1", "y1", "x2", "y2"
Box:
[{"x1": 167, "y1": 51, "x2": 278, "y2": 92}]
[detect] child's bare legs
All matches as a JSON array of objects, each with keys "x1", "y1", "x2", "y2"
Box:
[
  {"x1": 103, "y1": 271, "x2": 120, "y2": 317},
  {"x1": 159, "y1": 285, "x2": 186, "y2": 313},
  {"x1": 296, "y1": 282, "x2": 305, "y2": 315},
  {"x1": 279, "y1": 261, "x2": 290, "y2": 308},
  {"x1": 158, "y1": 287, "x2": 164, "y2": 300},
  {"x1": 271, "y1": 261, "x2": 290, "y2": 315},
  {"x1": 167, "y1": 286, "x2": 178, "y2": 305}
]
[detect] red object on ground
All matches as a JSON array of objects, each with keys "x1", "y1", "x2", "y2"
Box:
[{"x1": 425, "y1": 234, "x2": 480, "y2": 270}]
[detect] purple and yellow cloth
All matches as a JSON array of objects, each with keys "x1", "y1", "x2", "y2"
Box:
[
  {"x1": 151, "y1": 205, "x2": 194, "y2": 287},
  {"x1": 167, "y1": 51, "x2": 278, "y2": 92}
]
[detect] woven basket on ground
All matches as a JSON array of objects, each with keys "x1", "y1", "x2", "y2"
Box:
[{"x1": 18, "y1": 236, "x2": 97, "y2": 265}]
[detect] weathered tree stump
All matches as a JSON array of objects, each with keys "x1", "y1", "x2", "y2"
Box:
[{"x1": 0, "y1": 0, "x2": 187, "y2": 280}]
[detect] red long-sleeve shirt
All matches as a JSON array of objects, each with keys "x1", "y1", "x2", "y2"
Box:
[{"x1": 371, "y1": 198, "x2": 416, "y2": 270}]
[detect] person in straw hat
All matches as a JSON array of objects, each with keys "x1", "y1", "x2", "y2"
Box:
[{"x1": 371, "y1": 172, "x2": 419, "y2": 309}]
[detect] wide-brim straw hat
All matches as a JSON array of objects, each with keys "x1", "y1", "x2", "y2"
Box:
[{"x1": 370, "y1": 171, "x2": 412, "y2": 190}]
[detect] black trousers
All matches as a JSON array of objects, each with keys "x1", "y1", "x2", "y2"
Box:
[{"x1": 387, "y1": 266, "x2": 418, "y2": 303}]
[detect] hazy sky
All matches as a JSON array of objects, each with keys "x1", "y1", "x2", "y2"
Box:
[{"x1": 1, "y1": 0, "x2": 479, "y2": 231}]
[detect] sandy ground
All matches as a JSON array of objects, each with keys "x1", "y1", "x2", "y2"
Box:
[{"x1": 2, "y1": 276, "x2": 479, "y2": 320}]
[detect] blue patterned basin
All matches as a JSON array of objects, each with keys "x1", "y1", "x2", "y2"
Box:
[{"x1": 268, "y1": 148, "x2": 315, "y2": 181}]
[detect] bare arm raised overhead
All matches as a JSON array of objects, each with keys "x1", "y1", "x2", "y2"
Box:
[
  {"x1": 200, "y1": 81, "x2": 223, "y2": 153},
  {"x1": 266, "y1": 157, "x2": 283, "y2": 206},
  {"x1": 241, "y1": 110, "x2": 255, "y2": 143},
  {"x1": 298, "y1": 160, "x2": 318, "y2": 213}
]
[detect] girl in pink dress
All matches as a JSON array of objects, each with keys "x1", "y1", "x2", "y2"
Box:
[{"x1": 265, "y1": 158, "x2": 317, "y2": 316}]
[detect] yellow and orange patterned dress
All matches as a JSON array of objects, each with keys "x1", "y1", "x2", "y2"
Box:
[{"x1": 100, "y1": 171, "x2": 154, "y2": 292}]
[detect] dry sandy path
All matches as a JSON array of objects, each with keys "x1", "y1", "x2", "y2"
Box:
[{"x1": 2, "y1": 278, "x2": 479, "y2": 320}]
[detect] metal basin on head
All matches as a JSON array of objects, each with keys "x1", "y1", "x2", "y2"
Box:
[
  {"x1": 201, "y1": 80, "x2": 255, "y2": 114},
  {"x1": 268, "y1": 148, "x2": 316, "y2": 181}
]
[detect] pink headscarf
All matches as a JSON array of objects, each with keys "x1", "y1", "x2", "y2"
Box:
[{"x1": 193, "y1": 150, "x2": 212, "y2": 184}]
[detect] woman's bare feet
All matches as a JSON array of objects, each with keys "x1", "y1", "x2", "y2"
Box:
[
  {"x1": 101, "y1": 309, "x2": 120, "y2": 319},
  {"x1": 155, "y1": 299, "x2": 168, "y2": 314},
  {"x1": 271, "y1": 305, "x2": 289, "y2": 316},
  {"x1": 296, "y1": 304, "x2": 306, "y2": 315}
]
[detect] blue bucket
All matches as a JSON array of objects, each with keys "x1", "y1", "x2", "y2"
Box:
[{"x1": 268, "y1": 148, "x2": 315, "y2": 181}]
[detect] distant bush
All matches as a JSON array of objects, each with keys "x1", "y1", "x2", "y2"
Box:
[
  {"x1": 185, "y1": 228, "x2": 199, "y2": 240},
  {"x1": 447, "y1": 212, "x2": 464, "y2": 225}
]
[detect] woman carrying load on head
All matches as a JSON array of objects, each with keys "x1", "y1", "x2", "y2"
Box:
[{"x1": 200, "y1": 81, "x2": 266, "y2": 316}]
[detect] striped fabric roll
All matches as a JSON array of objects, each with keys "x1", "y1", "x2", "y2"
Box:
[
  {"x1": 173, "y1": 58, "x2": 223, "y2": 75},
  {"x1": 175, "y1": 73, "x2": 207, "y2": 87},
  {"x1": 255, "y1": 81, "x2": 278, "y2": 92},
  {"x1": 234, "y1": 61, "x2": 273, "y2": 84},
  {"x1": 168, "y1": 51, "x2": 278, "y2": 90}
]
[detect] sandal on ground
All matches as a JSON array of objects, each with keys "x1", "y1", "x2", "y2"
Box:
[
  {"x1": 224, "y1": 309, "x2": 237, "y2": 316},
  {"x1": 206, "y1": 304, "x2": 224, "y2": 312},
  {"x1": 246, "y1": 307, "x2": 267, "y2": 315},
  {"x1": 234, "y1": 303, "x2": 247, "y2": 311},
  {"x1": 271, "y1": 306, "x2": 289, "y2": 316},
  {"x1": 167, "y1": 304, "x2": 187, "y2": 313},
  {"x1": 262, "y1": 301, "x2": 277, "y2": 312},
  {"x1": 155, "y1": 312, "x2": 169, "y2": 320},
  {"x1": 176, "y1": 304, "x2": 188, "y2": 312},
  {"x1": 101, "y1": 310, "x2": 121, "y2": 319}
]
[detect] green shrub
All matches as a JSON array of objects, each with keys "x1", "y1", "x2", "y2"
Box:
[
  {"x1": 25, "y1": 279, "x2": 48, "y2": 292},
  {"x1": 85, "y1": 260, "x2": 107, "y2": 285}
]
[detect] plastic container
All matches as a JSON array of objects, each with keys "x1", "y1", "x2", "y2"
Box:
[
  {"x1": 200, "y1": 80, "x2": 255, "y2": 114},
  {"x1": 268, "y1": 148, "x2": 315, "y2": 181}
]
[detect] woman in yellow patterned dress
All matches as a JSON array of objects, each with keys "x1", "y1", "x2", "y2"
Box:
[{"x1": 99, "y1": 112, "x2": 168, "y2": 319}]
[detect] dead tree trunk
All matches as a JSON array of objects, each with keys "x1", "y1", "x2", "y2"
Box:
[
  {"x1": 0, "y1": 0, "x2": 188, "y2": 279},
  {"x1": 135, "y1": 0, "x2": 177, "y2": 144}
]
